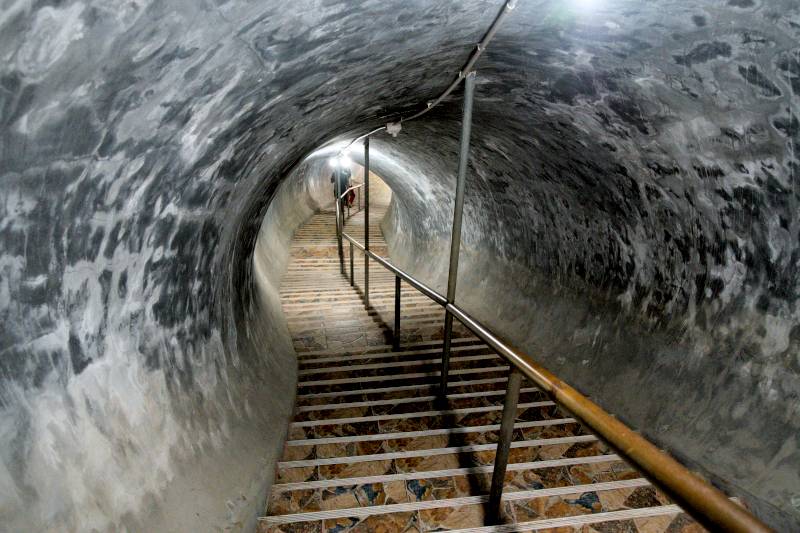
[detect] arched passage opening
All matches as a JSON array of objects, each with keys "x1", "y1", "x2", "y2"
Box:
[{"x1": 1, "y1": 0, "x2": 797, "y2": 530}]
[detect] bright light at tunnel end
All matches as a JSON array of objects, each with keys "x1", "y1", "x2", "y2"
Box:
[{"x1": 329, "y1": 154, "x2": 352, "y2": 168}]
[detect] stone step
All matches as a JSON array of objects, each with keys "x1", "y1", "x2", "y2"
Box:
[
  {"x1": 298, "y1": 343, "x2": 492, "y2": 368},
  {"x1": 292, "y1": 387, "x2": 547, "y2": 418},
  {"x1": 260, "y1": 478, "x2": 653, "y2": 526}
]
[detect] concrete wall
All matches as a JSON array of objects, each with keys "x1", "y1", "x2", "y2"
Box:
[
  {"x1": 1, "y1": 0, "x2": 797, "y2": 530},
  {"x1": 0, "y1": 0, "x2": 494, "y2": 528},
  {"x1": 368, "y1": 101, "x2": 799, "y2": 528}
]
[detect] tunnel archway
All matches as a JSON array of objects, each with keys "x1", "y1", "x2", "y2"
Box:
[{"x1": 1, "y1": 0, "x2": 798, "y2": 530}]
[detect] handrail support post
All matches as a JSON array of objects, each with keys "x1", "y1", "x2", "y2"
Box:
[
  {"x1": 441, "y1": 312, "x2": 455, "y2": 396},
  {"x1": 487, "y1": 368, "x2": 522, "y2": 525},
  {"x1": 441, "y1": 71, "x2": 476, "y2": 397},
  {"x1": 349, "y1": 241, "x2": 354, "y2": 287},
  {"x1": 393, "y1": 275, "x2": 401, "y2": 351},
  {"x1": 335, "y1": 168, "x2": 344, "y2": 274},
  {"x1": 364, "y1": 138, "x2": 370, "y2": 308}
]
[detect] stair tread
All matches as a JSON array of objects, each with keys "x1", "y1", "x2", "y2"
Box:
[
  {"x1": 295, "y1": 386, "x2": 542, "y2": 412},
  {"x1": 285, "y1": 417, "x2": 579, "y2": 447},
  {"x1": 278, "y1": 435, "x2": 600, "y2": 469},
  {"x1": 271, "y1": 454, "x2": 623, "y2": 492},
  {"x1": 262, "y1": 478, "x2": 651, "y2": 523}
]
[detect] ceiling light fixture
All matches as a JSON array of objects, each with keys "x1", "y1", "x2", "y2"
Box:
[{"x1": 329, "y1": 154, "x2": 352, "y2": 168}]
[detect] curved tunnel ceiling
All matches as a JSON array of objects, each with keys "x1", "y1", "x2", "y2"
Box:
[{"x1": 1, "y1": 0, "x2": 798, "y2": 530}]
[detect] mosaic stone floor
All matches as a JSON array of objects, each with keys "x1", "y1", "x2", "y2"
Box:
[{"x1": 258, "y1": 181, "x2": 709, "y2": 532}]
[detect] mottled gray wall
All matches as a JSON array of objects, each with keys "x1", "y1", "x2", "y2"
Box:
[
  {"x1": 366, "y1": 1, "x2": 799, "y2": 527},
  {"x1": 1, "y1": 0, "x2": 798, "y2": 530},
  {"x1": 254, "y1": 157, "x2": 333, "y2": 318},
  {"x1": 0, "y1": 0, "x2": 495, "y2": 530}
]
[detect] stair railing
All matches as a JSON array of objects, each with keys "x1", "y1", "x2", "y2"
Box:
[
  {"x1": 334, "y1": 182, "x2": 365, "y2": 276},
  {"x1": 330, "y1": 80, "x2": 773, "y2": 533}
]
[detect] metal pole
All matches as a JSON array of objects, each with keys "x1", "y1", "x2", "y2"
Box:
[
  {"x1": 335, "y1": 168, "x2": 344, "y2": 274},
  {"x1": 349, "y1": 241, "x2": 354, "y2": 287},
  {"x1": 487, "y1": 368, "x2": 522, "y2": 524},
  {"x1": 364, "y1": 138, "x2": 370, "y2": 308},
  {"x1": 357, "y1": 187, "x2": 361, "y2": 212},
  {"x1": 394, "y1": 275, "x2": 401, "y2": 350},
  {"x1": 441, "y1": 71, "x2": 476, "y2": 396},
  {"x1": 312, "y1": 229, "x2": 770, "y2": 531}
]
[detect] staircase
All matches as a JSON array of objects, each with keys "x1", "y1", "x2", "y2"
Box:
[{"x1": 258, "y1": 190, "x2": 704, "y2": 532}]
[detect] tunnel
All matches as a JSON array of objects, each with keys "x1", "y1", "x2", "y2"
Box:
[{"x1": 1, "y1": 0, "x2": 799, "y2": 531}]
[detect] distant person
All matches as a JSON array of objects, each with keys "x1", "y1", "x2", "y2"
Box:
[{"x1": 331, "y1": 165, "x2": 355, "y2": 208}]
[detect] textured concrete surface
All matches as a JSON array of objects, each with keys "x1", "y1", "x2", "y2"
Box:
[
  {"x1": 367, "y1": 3, "x2": 800, "y2": 527},
  {"x1": 0, "y1": 0, "x2": 798, "y2": 531}
]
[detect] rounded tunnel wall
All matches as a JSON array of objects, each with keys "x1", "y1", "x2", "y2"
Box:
[{"x1": 1, "y1": 0, "x2": 799, "y2": 531}]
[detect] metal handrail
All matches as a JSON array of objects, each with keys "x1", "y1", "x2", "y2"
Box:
[
  {"x1": 338, "y1": 182, "x2": 365, "y2": 198},
  {"x1": 334, "y1": 182, "x2": 366, "y2": 277},
  {"x1": 336, "y1": 183, "x2": 365, "y2": 218},
  {"x1": 343, "y1": 231, "x2": 447, "y2": 305},
  {"x1": 337, "y1": 229, "x2": 771, "y2": 533},
  {"x1": 324, "y1": 5, "x2": 772, "y2": 528}
]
